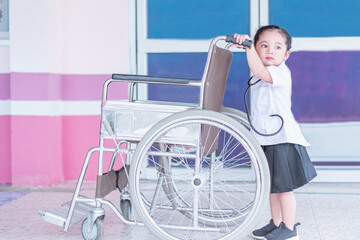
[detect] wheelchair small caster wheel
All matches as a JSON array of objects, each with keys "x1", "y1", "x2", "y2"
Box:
[
  {"x1": 81, "y1": 217, "x2": 104, "y2": 240},
  {"x1": 120, "y1": 199, "x2": 132, "y2": 220}
]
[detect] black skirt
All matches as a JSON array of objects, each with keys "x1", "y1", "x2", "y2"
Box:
[{"x1": 262, "y1": 143, "x2": 317, "y2": 194}]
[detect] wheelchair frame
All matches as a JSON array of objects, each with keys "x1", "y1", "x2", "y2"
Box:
[{"x1": 39, "y1": 35, "x2": 270, "y2": 240}]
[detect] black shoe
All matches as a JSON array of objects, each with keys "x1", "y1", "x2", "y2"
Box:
[
  {"x1": 252, "y1": 219, "x2": 278, "y2": 239},
  {"x1": 265, "y1": 222, "x2": 301, "y2": 240}
]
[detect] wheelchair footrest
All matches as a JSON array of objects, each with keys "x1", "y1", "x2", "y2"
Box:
[
  {"x1": 38, "y1": 207, "x2": 83, "y2": 228},
  {"x1": 39, "y1": 196, "x2": 98, "y2": 229}
]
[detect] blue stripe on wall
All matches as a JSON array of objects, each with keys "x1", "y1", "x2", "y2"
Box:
[
  {"x1": 270, "y1": 0, "x2": 360, "y2": 37},
  {"x1": 147, "y1": 53, "x2": 206, "y2": 103},
  {"x1": 148, "y1": 0, "x2": 249, "y2": 39},
  {"x1": 147, "y1": 52, "x2": 249, "y2": 111},
  {"x1": 288, "y1": 51, "x2": 360, "y2": 123},
  {"x1": 225, "y1": 53, "x2": 250, "y2": 111},
  {"x1": 148, "y1": 51, "x2": 360, "y2": 123}
]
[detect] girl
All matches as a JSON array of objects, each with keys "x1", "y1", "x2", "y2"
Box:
[{"x1": 233, "y1": 25, "x2": 317, "y2": 240}]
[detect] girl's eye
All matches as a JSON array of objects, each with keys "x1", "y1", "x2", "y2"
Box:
[
  {"x1": 275, "y1": 46, "x2": 282, "y2": 50},
  {"x1": 261, "y1": 44, "x2": 267, "y2": 48}
]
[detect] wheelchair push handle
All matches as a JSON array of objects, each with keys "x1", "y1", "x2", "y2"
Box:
[{"x1": 225, "y1": 35, "x2": 252, "y2": 49}]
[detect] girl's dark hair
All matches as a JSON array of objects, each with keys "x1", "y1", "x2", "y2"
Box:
[{"x1": 254, "y1": 25, "x2": 292, "y2": 51}]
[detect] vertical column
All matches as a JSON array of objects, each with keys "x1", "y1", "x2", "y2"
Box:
[{"x1": 9, "y1": 0, "x2": 63, "y2": 186}]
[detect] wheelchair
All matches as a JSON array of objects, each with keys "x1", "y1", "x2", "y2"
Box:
[{"x1": 39, "y1": 35, "x2": 270, "y2": 240}]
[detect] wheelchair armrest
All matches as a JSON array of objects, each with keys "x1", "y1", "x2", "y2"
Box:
[{"x1": 111, "y1": 74, "x2": 201, "y2": 85}]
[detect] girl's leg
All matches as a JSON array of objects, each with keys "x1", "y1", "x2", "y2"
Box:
[
  {"x1": 269, "y1": 193, "x2": 282, "y2": 226},
  {"x1": 279, "y1": 191, "x2": 296, "y2": 230}
]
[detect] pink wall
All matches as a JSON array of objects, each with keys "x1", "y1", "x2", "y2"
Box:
[
  {"x1": 11, "y1": 116, "x2": 63, "y2": 186},
  {"x1": 10, "y1": 115, "x2": 117, "y2": 185},
  {"x1": 0, "y1": 73, "x2": 10, "y2": 183},
  {"x1": 62, "y1": 115, "x2": 101, "y2": 181},
  {"x1": 62, "y1": 116, "x2": 126, "y2": 181},
  {"x1": 0, "y1": 116, "x2": 11, "y2": 183},
  {"x1": 2, "y1": 0, "x2": 130, "y2": 186},
  {"x1": 7, "y1": 73, "x2": 128, "y2": 186}
]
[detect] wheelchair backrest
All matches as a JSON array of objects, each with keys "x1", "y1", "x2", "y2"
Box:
[{"x1": 201, "y1": 44, "x2": 233, "y2": 155}]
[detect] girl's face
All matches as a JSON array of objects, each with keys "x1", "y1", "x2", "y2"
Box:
[{"x1": 255, "y1": 30, "x2": 290, "y2": 67}]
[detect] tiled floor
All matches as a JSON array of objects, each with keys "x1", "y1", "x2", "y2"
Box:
[{"x1": 1, "y1": 181, "x2": 360, "y2": 240}]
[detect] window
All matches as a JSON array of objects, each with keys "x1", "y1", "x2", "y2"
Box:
[
  {"x1": 141, "y1": 0, "x2": 251, "y2": 110},
  {"x1": 0, "y1": 0, "x2": 9, "y2": 40},
  {"x1": 270, "y1": 0, "x2": 360, "y2": 37},
  {"x1": 148, "y1": 0, "x2": 249, "y2": 39}
]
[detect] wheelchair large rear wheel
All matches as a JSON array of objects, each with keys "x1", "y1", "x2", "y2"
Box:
[
  {"x1": 129, "y1": 110, "x2": 270, "y2": 240},
  {"x1": 162, "y1": 107, "x2": 251, "y2": 216}
]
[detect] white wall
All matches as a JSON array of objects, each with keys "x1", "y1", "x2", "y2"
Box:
[
  {"x1": 9, "y1": 0, "x2": 129, "y2": 75},
  {"x1": 61, "y1": 0, "x2": 129, "y2": 74},
  {"x1": 0, "y1": 46, "x2": 10, "y2": 73}
]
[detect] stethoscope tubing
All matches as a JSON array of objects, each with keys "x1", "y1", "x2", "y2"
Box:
[{"x1": 244, "y1": 76, "x2": 284, "y2": 137}]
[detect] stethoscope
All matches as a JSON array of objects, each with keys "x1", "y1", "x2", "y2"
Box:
[{"x1": 244, "y1": 76, "x2": 284, "y2": 137}]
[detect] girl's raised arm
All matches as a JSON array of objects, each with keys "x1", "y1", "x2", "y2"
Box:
[{"x1": 233, "y1": 34, "x2": 273, "y2": 84}]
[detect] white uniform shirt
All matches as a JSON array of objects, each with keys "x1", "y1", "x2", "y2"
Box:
[{"x1": 250, "y1": 62, "x2": 310, "y2": 146}]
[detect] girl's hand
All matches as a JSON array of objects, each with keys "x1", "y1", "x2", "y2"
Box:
[{"x1": 232, "y1": 34, "x2": 252, "y2": 48}]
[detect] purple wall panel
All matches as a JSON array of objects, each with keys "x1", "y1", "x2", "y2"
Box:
[
  {"x1": 9, "y1": 73, "x2": 126, "y2": 101},
  {"x1": 287, "y1": 51, "x2": 360, "y2": 123},
  {"x1": 0, "y1": 73, "x2": 10, "y2": 100}
]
